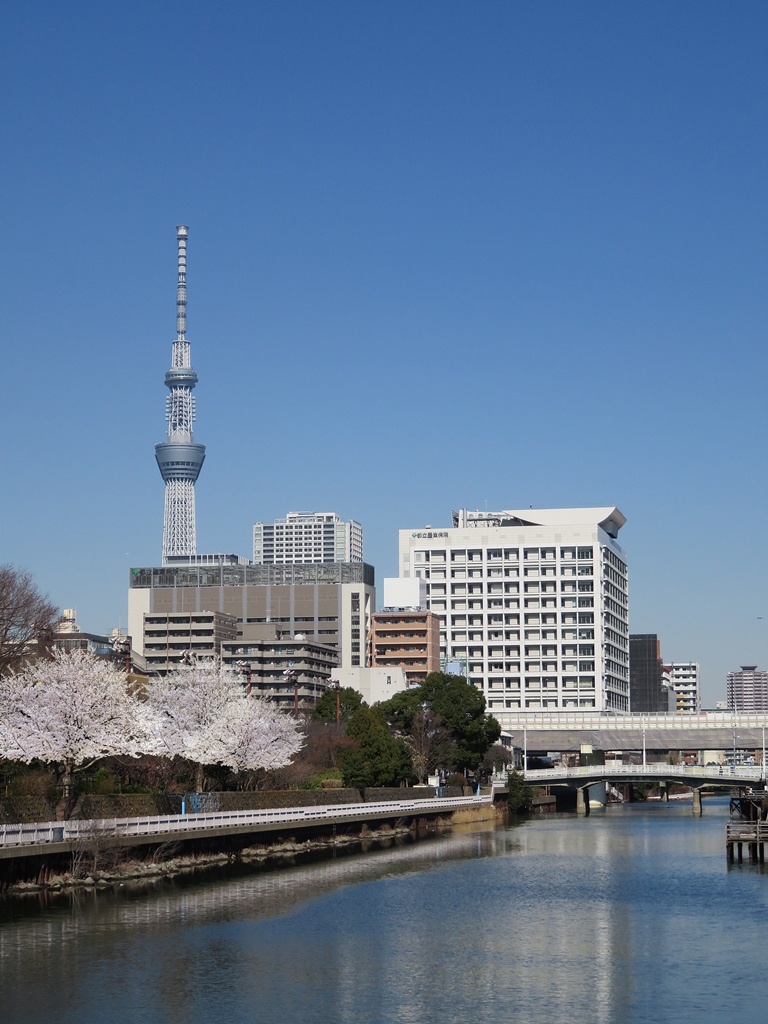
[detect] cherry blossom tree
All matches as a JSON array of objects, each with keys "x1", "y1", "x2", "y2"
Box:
[
  {"x1": 202, "y1": 694, "x2": 304, "y2": 777},
  {"x1": 144, "y1": 658, "x2": 303, "y2": 789},
  {"x1": 0, "y1": 648, "x2": 147, "y2": 796}
]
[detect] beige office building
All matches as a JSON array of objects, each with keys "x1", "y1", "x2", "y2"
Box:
[{"x1": 129, "y1": 560, "x2": 374, "y2": 670}]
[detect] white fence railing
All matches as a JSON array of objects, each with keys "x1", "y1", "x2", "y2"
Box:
[
  {"x1": 517, "y1": 764, "x2": 766, "y2": 783},
  {"x1": 0, "y1": 794, "x2": 490, "y2": 851}
]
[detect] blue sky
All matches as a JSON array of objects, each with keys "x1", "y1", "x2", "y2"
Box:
[{"x1": 1, "y1": 2, "x2": 766, "y2": 704}]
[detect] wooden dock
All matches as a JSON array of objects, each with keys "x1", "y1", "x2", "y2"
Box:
[{"x1": 726, "y1": 821, "x2": 768, "y2": 863}]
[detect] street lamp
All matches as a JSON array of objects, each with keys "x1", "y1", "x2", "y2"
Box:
[
  {"x1": 236, "y1": 659, "x2": 252, "y2": 696},
  {"x1": 329, "y1": 679, "x2": 340, "y2": 725}
]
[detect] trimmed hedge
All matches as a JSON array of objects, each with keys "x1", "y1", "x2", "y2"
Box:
[
  {"x1": 72, "y1": 795, "x2": 161, "y2": 819},
  {"x1": 212, "y1": 790, "x2": 363, "y2": 811},
  {"x1": 363, "y1": 787, "x2": 437, "y2": 801},
  {"x1": 0, "y1": 797, "x2": 58, "y2": 824},
  {"x1": 71, "y1": 789, "x2": 364, "y2": 819}
]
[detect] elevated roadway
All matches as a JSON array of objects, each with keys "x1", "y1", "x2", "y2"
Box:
[{"x1": 495, "y1": 710, "x2": 768, "y2": 753}]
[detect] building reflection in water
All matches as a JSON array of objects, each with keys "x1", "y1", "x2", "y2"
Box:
[{"x1": 0, "y1": 804, "x2": 758, "y2": 1024}]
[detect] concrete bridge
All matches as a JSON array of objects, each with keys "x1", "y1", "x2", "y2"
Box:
[
  {"x1": 510, "y1": 763, "x2": 767, "y2": 815},
  {"x1": 495, "y1": 710, "x2": 768, "y2": 754}
]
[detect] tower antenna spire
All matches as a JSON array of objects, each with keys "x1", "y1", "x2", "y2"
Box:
[{"x1": 155, "y1": 225, "x2": 205, "y2": 563}]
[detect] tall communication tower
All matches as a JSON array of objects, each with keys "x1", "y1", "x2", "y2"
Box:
[{"x1": 155, "y1": 225, "x2": 205, "y2": 563}]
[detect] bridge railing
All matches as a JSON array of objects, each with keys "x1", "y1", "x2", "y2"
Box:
[
  {"x1": 493, "y1": 710, "x2": 768, "y2": 730},
  {"x1": 491, "y1": 764, "x2": 766, "y2": 784},
  {"x1": 0, "y1": 793, "x2": 490, "y2": 851}
]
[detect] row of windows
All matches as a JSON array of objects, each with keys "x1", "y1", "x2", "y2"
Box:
[
  {"x1": 453, "y1": 652, "x2": 598, "y2": 669},
  {"x1": 420, "y1": 564, "x2": 595, "y2": 580},
  {"x1": 448, "y1": 642, "x2": 595, "y2": 655},
  {"x1": 480, "y1": 676, "x2": 596, "y2": 689},
  {"x1": 414, "y1": 547, "x2": 595, "y2": 563},
  {"x1": 488, "y1": 699, "x2": 597, "y2": 709},
  {"x1": 448, "y1": 610, "x2": 595, "y2": 624},
  {"x1": 431, "y1": 596, "x2": 597, "y2": 611}
]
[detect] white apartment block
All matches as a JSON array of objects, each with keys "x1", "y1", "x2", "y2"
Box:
[
  {"x1": 398, "y1": 507, "x2": 629, "y2": 713},
  {"x1": 253, "y1": 512, "x2": 363, "y2": 566},
  {"x1": 668, "y1": 662, "x2": 700, "y2": 713}
]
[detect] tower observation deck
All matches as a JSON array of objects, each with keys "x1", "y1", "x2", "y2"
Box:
[{"x1": 155, "y1": 225, "x2": 205, "y2": 563}]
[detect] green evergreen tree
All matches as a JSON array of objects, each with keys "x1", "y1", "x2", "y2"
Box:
[
  {"x1": 506, "y1": 770, "x2": 533, "y2": 813},
  {"x1": 312, "y1": 686, "x2": 366, "y2": 722},
  {"x1": 380, "y1": 672, "x2": 501, "y2": 772},
  {"x1": 340, "y1": 707, "x2": 413, "y2": 788}
]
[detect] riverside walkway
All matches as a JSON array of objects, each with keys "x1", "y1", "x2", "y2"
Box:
[{"x1": 0, "y1": 793, "x2": 493, "y2": 861}]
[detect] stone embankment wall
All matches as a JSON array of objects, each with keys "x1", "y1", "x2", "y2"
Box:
[{"x1": 0, "y1": 791, "x2": 505, "y2": 893}]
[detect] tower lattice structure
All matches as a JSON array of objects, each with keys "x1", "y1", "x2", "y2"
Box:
[{"x1": 155, "y1": 225, "x2": 205, "y2": 563}]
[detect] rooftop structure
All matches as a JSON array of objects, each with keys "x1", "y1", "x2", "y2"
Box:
[
  {"x1": 155, "y1": 225, "x2": 205, "y2": 564},
  {"x1": 253, "y1": 512, "x2": 363, "y2": 565},
  {"x1": 382, "y1": 577, "x2": 426, "y2": 611}
]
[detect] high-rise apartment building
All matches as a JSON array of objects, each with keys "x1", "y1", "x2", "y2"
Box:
[
  {"x1": 668, "y1": 662, "x2": 700, "y2": 713},
  {"x1": 398, "y1": 506, "x2": 629, "y2": 712},
  {"x1": 629, "y1": 635, "x2": 669, "y2": 713},
  {"x1": 727, "y1": 665, "x2": 768, "y2": 712},
  {"x1": 142, "y1": 611, "x2": 238, "y2": 671},
  {"x1": 253, "y1": 512, "x2": 363, "y2": 565}
]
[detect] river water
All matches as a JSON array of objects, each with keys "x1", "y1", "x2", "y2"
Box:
[{"x1": 1, "y1": 800, "x2": 766, "y2": 1024}]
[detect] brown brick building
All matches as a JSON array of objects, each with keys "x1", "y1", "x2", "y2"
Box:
[{"x1": 370, "y1": 610, "x2": 441, "y2": 687}]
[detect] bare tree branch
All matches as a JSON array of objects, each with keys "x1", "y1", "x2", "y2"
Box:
[{"x1": 0, "y1": 565, "x2": 58, "y2": 677}]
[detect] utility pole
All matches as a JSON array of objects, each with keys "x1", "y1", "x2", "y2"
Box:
[
  {"x1": 283, "y1": 667, "x2": 298, "y2": 716},
  {"x1": 642, "y1": 723, "x2": 647, "y2": 768},
  {"x1": 334, "y1": 679, "x2": 341, "y2": 725}
]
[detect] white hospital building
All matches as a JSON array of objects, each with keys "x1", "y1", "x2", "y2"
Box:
[{"x1": 398, "y1": 506, "x2": 629, "y2": 713}]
